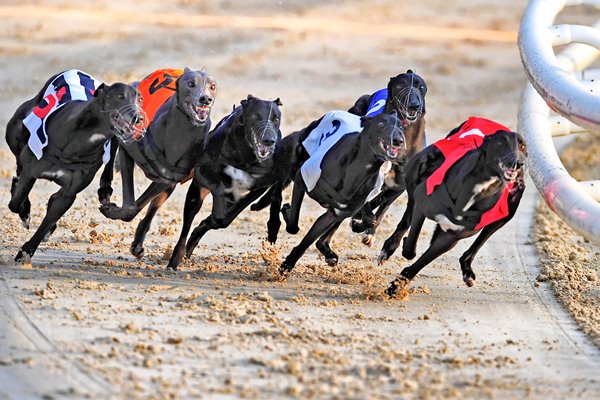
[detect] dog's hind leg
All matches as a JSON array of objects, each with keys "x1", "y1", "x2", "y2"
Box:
[
  {"x1": 386, "y1": 226, "x2": 460, "y2": 297},
  {"x1": 363, "y1": 189, "x2": 403, "y2": 247},
  {"x1": 282, "y1": 176, "x2": 306, "y2": 235},
  {"x1": 167, "y1": 181, "x2": 209, "y2": 270},
  {"x1": 16, "y1": 189, "x2": 77, "y2": 261},
  {"x1": 131, "y1": 185, "x2": 176, "y2": 258},
  {"x1": 315, "y1": 220, "x2": 343, "y2": 266}
]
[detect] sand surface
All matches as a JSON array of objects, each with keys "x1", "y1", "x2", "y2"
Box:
[{"x1": 1, "y1": 1, "x2": 600, "y2": 399}]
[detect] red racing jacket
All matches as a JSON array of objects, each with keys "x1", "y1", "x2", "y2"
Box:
[
  {"x1": 426, "y1": 116, "x2": 515, "y2": 230},
  {"x1": 137, "y1": 68, "x2": 184, "y2": 125}
]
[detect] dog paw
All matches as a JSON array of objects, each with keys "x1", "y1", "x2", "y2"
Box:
[
  {"x1": 385, "y1": 276, "x2": 411, "y2": 298},
  {"x1": 14, "y1": 249, "x2": 31, "y2": 264},
  {"x1": 325, "y1": 255, "x2": 338, "y2": 267},
  {"x1": 350, "y1": 219, "x2": 366, "y2": 233},
  {"x1": 377, "y1": 250, "x2": 389, "y2": 266},
  {"x1": 97, "y1": 187, "x2": 113, "y2": 205},
  {"x1": 286, "y1": 225, "x2": 299, "y2": 235},
  {"x1": 401, "y1": 238, "x2": 417, "y2": 260},
  {"x1": 463, "y1": 271, "x2": 476, "y2": 287},
  {"x1": 362, "y1": 233, "x2": 375, "y2": 247},
  {"x1": 130, "y1": 242, "x2": 145, "y2": 259},
  {"x1": 278, "y1": 262, "x2": 293, "y2": 280}
]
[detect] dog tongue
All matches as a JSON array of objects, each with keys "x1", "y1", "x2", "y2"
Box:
[{"x1": 196, "y1": 106, "x2": 209, "y2": 121}]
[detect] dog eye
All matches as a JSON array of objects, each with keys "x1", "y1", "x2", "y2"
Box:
[
  {"x1": 118, "y1": 94, "x2": 125, "y2": 100},
  {"x1": 272, "y1": 116, "x2": 280, "y2": 123},
  {"x1": 378, "y1": 122, "x2": 384, "y2": 128},
  {"x1": 187, "y1": 81, "x2": 196, "y2": 88},
  {"x1": 210, "y1": 84, "x2": 216, "y2": 91}
]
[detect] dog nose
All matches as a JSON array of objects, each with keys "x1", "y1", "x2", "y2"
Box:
[
  {"x1": 393, "y1": 136, "x2": 405, "y2": 148},
  {"x1": 199, "y1": 95, "x2": 213, "y2": 105},
  {"x1": 407, "y1": 98, "x2": 421, "y2": 111},
  {"x1": 261, "y1": 137, "x2": 276, "y2": 147}
]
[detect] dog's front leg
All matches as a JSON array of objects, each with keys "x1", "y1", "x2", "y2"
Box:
[
  {"x1": 377, "y1": 196, "x2": 415, "y2": 265},
  {"x1": 315, "y1": 219, "x2": 344, "y2": 266},
  {"x1": 401, "y1": 207, "x2": 426, "y2": 260},
  {"x1": 387, "y1": 226, "x2": 460, "y2": 297},
  {"x1": 282, "y1": 174, "x2": 306, "y2": 235},
  {"x1": 131, "y1": 184, "x2": 176, "y2": 258},
  {"x1": 167, "y1": 180, "x2": 208, "y2": 270},
  {"x1": 185, "y1": 188, "x2": 267, "y2": 258},
  {"x1": 97, "y1": 137, "x2": 118, "y2": 205},
  {"x1": 99, "y1": 149, "x2": 136, "y2": 220},
  {"x1": 8, "y1": 168, "x2": 35, "y2": 229},
  {"x1": 459, "y1": 220, "x2": 507, "y2": 287},
  {"x1": 280, "y1": 209, "x2": 340, "y2": 278},
  {"x1": 267, "y1": 182, "x2": 283, "y2": 244}
]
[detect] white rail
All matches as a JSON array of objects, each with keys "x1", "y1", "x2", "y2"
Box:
[{"x1": 518, "y1": 0, "x2": 600, "y2": 243}]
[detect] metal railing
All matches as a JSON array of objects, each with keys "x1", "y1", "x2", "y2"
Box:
[{"x1": 518, "y1": 0, "x2": 600, "y2": 244}]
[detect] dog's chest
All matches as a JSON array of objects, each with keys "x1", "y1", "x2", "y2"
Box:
[{"x1": 223, "y1": 165, "x2": 256, "y2": 200}]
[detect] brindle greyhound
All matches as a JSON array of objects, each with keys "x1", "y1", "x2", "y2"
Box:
[
  {"x1": 6, "y1": 69, "x2": 144, "y2": 261},
  {"x1": 167, "y1": 95, "x2": 283, "y2": 270},
  {"x1": 378, "y1": 118, "x2": 527, "y2": 297},
  {"x1": 278, "y1": 112, "x2": 406, "y2": 278},
  {"x1": 348, "y1": 69, "x2": 427, "y2": 246},
  {"x1": 99, "y1": 67, "x2": 217, "y2": 258}
]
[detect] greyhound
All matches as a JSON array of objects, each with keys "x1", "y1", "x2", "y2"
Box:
[
  {"x1": 377, "y1": 117, "x2": 527, "y2": 297},
  {"x1": 278, "y1": 111, "x2": 406, "y2": 278},
  {"x1": 348, "y1": 69, "x2": 427, "y2": 246},
  {"x1": 6, "y1": 69, "x2": 145, "y2": 261},
  {"x1": 167, "y1": 95, "x2": 283, "y2": 270},
  {"x1": 99, "y1": 67, "x2": 217, "y2": 258}
]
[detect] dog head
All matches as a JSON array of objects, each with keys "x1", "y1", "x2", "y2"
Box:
[
  {"x1": 238, "y1": 94, "x2": 283, "y2": 162},
  {"x1": 175, "y1": 67, "x2": 217, "y2": 127},
  {"x1": 360, "y1": 111, "x2": 406, "y2": 162},
  {"x1": 387, "y1": 69, "x2": 427, "y2": 125},
  {"x1": 482, "y1": 130, "x2": 527, "y2": 183},
  {"x1": 96, "y1": 82, "x2": 147, "y2": 144}
]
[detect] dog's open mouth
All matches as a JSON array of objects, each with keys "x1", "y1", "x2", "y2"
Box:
[
  {"x1": 185, "y1": 101, "x2": 210, "y2": 126},
  {"x1": 404, "y1": 109, "x2": 421, "y2": 124},
  {"x1": 381, "y1": 143, "x2": 401, "y2": 160},
  {"x1": 500, "y1": 162, "x2": 520, "y2": 182},
  {"x1": 256, "y1": 144, "x2": 275, "y2": 161},
  {"x1": 111, "y1": 105, "x2": 147, "y2": 144}
]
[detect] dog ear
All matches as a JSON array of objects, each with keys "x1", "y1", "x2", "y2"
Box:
[
  {"x1": 406, "y1": 69, "x2": 414, "y2": 74},
  {"x1": 93, "y1": 83, "x2": 106, "y2": 97},
  {"x1": 360, "y1": 115, "x2": 368, "y2": 127},
  {"x1": 273, "y1": 97, "x2": 283, "y2": 106},
  {"x1": 184, "y1": 66, "x2": 192, "y2": 74}
]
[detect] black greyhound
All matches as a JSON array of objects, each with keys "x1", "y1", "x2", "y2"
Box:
[
  {"x1": 278, "y1": 111, "x2": 406, "y2": 277},
  {"x1": 377, "y1": 117, "x2": 527, "y2": 297},
  {"x1": 348, "y1": 69, "x2": 427, "y2": 246},
  {"x1": 6, "y1": 69, "x2": 145, "y2": 261},
  {"x1": 99, "y1": 67, "x2": 217, "y2": 258},
  {"x1": 167, "y1": 95, "x2": 283, "y2": 270}
]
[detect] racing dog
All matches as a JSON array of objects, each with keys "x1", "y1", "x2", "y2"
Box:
[
  {"x1": 250, "y1": 70, "x2": 426, "y2": 245},
  {"x1": 348, "y1": 69, "x2": 427, "y2": 246},
  {"x1": 167, "y1": 95, "x2": 283, "y2": 270},
  {"x1": 377, "y1": 117, "x2": 527, "y2": 297},
  {"x1": 5, "y1": 69, "x2": 145, "y2": 261},
  {"x1": 278, "y1": 111, "x2": 406, "y2": 278},
  {"x1": 99, "y1": 67, "x2": 217, "y2": 258}
]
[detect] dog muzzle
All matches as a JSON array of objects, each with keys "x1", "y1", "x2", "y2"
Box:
[{"x1": 111, "y1": 104, "x2": 147, "y2": 144}]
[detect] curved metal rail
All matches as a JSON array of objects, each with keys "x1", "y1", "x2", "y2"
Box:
[{"x1": 518, "y1": 0, "x2": 600, "y2": 243}]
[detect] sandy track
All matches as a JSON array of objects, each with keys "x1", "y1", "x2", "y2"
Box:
[{"x1": 1, "y1": 0, "x2": 599, "y2": 398}]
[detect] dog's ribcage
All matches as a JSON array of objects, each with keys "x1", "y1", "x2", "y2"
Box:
[{"x1": 223, "y1": 165, "x2": 256, "y2": 201}]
